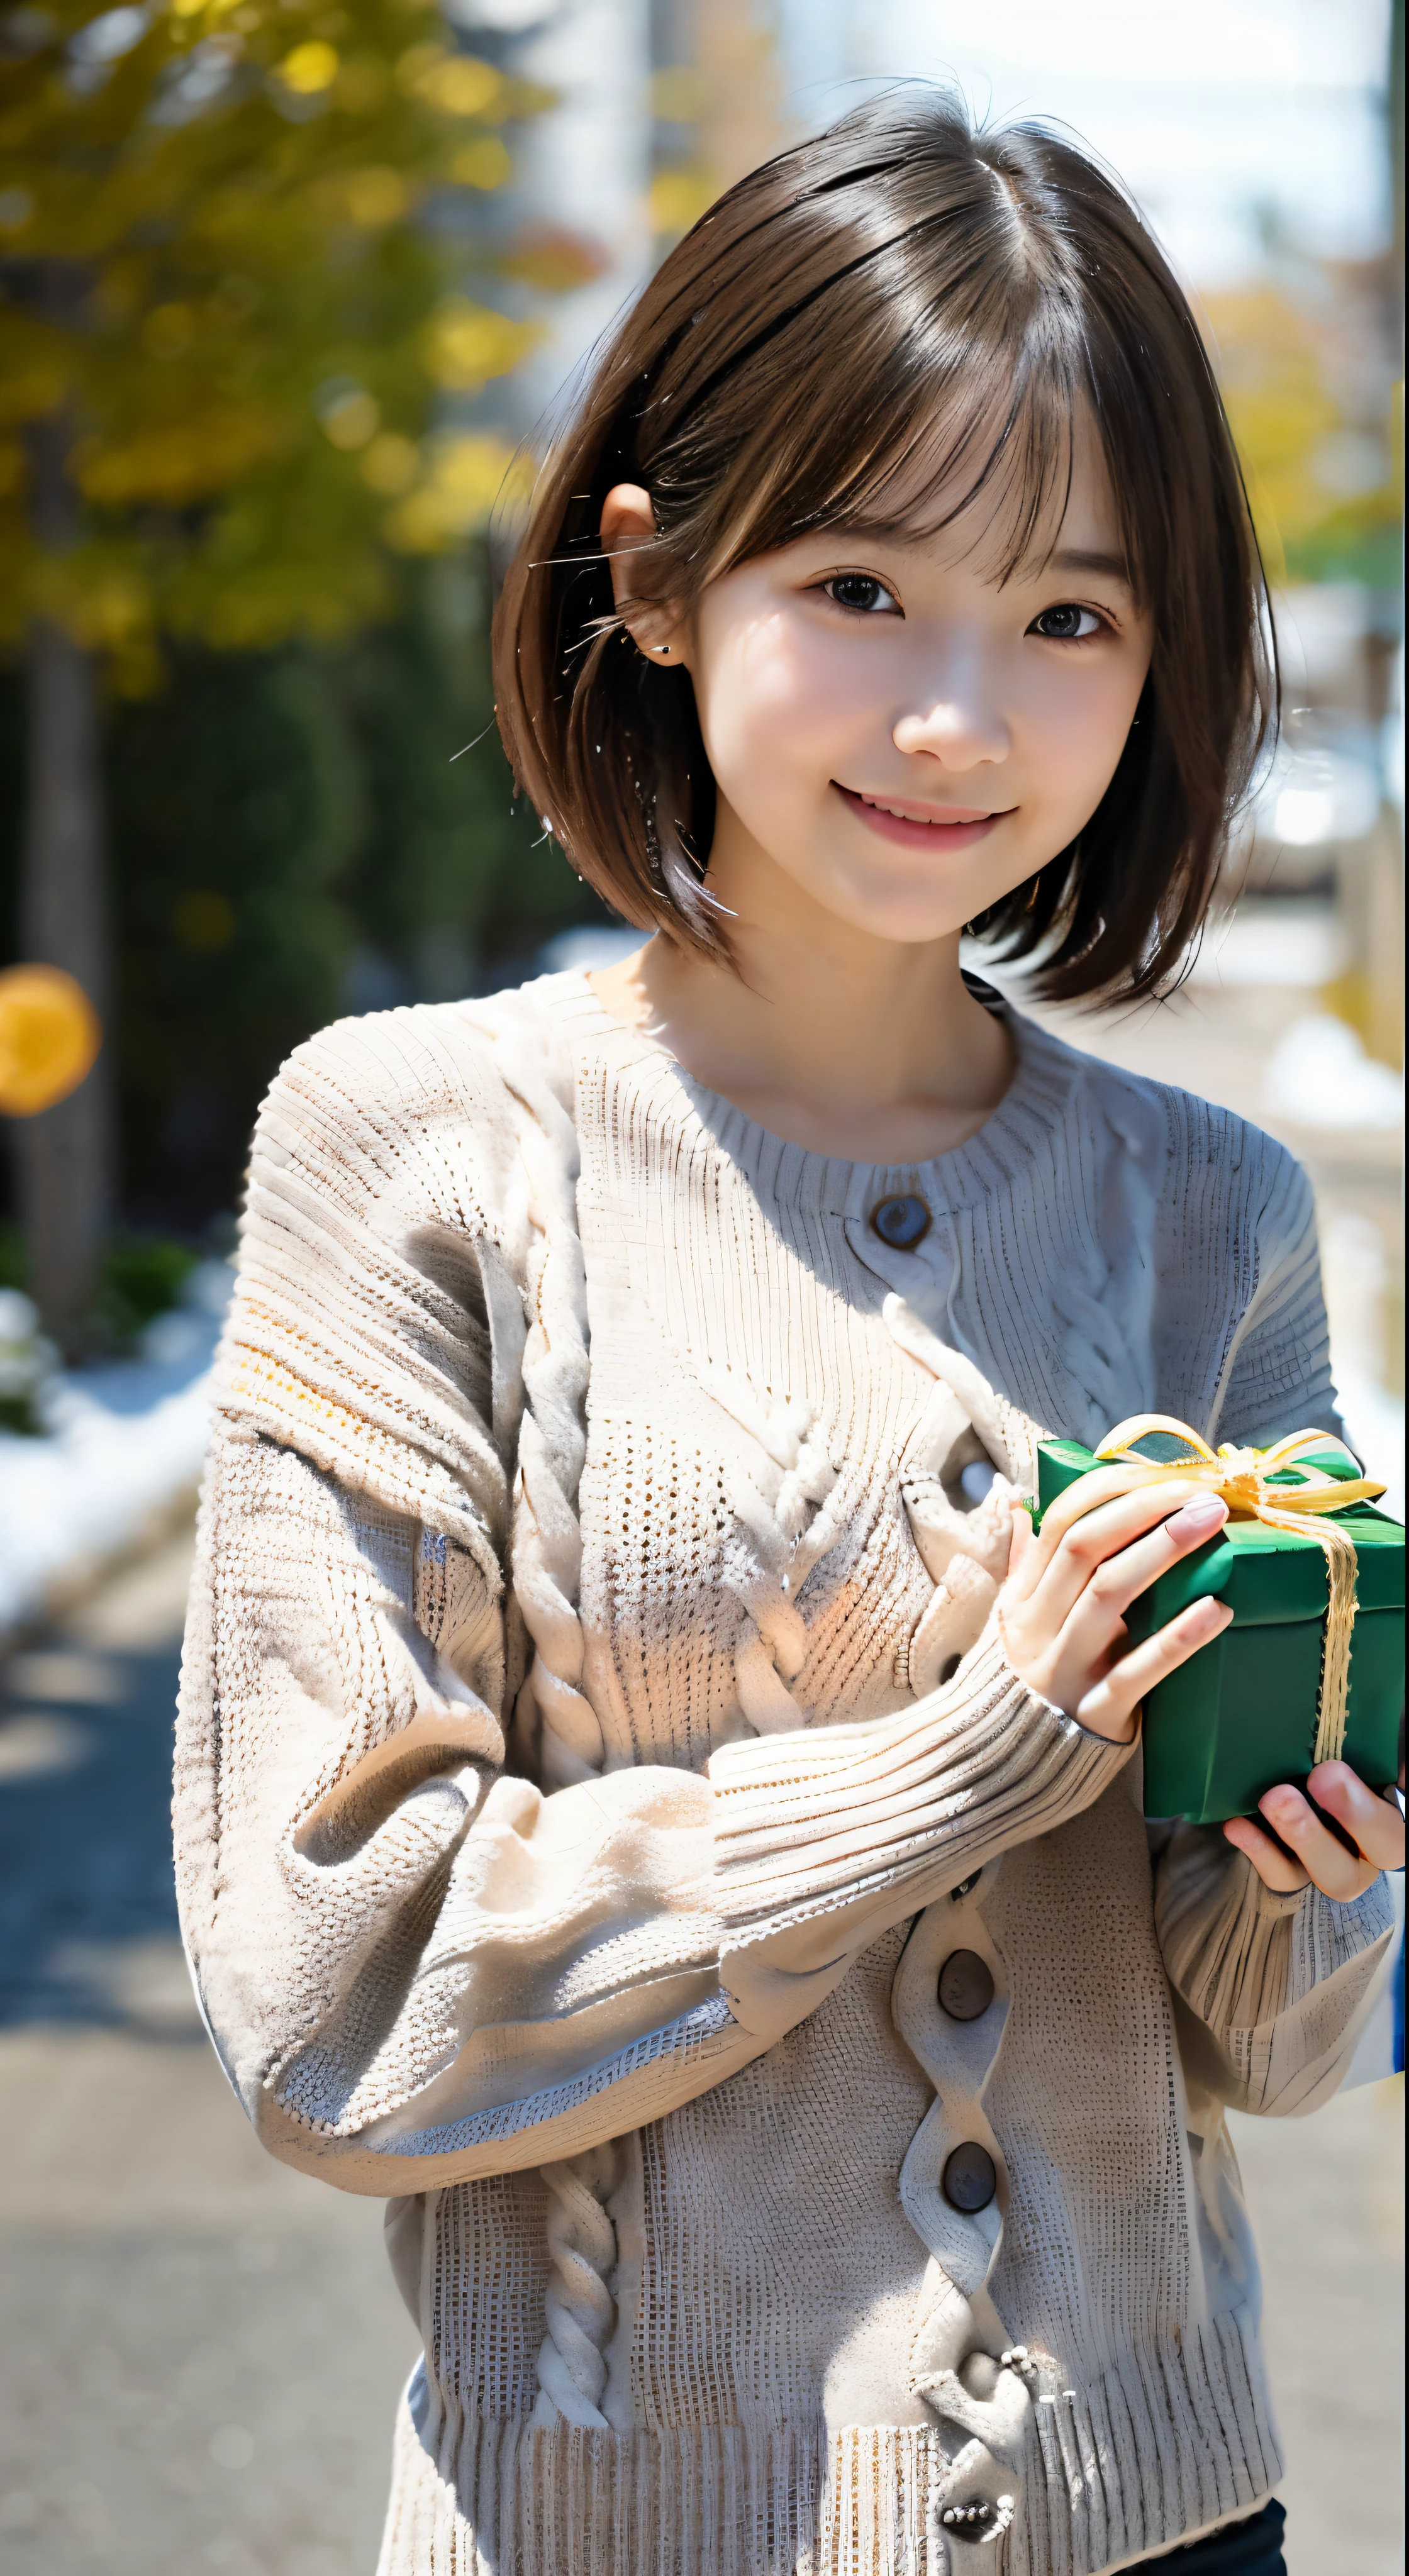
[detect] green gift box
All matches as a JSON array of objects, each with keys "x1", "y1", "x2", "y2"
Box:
[{"x1": 1035, "y1": 1436, "x2": 1405, "y2": 1823}]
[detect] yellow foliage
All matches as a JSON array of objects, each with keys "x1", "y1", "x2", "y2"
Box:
[
  {"x1": 652, "y1": 66, "x2": 704, "y2": 121},
  {"x1": 426, "y1": 298, "x2": 538, "y2": 392},
  {"x1": 331, "y1": 54, "x2": 389, "y2": 111},
  {"x1": 0, "y1": 0, "x2": 551, "y2": 655},
  {"x1": 383, "y1": 430, "x2": 526, "y2": 548},
  {"x1": 340, "y1": 164, "x2": 408, "y2": 225},
  {"x1": 277, "y1": 38, "x2": 340, "y2": 90},
  {"x1": 359, "y1": 430, "x2": 420, "y2": 492},
  {"x1": 74, "y1": 412, "x2": 282, "y2": 505},
  {"x1": 650, "y1": 166, "x2": 716, "y2": 240},
  {"x1": 416, "y1": 55, "x2": 501, "y2": 118},
  {"x1": 1203, "y1": 286, "x2": 1400, "y2": 575},
  {"x1": 143, "y1": 303, "x2": 195, "y2": 358},
  {"x1": 318, "y1": 386, "x2": 380, "y2": 448},
  {"x1": 450, "y1": 135, "x2": 509, "y2": 189}
]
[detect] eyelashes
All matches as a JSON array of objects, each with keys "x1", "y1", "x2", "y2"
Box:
[
  {"x1": 1027, "y1": 602, "x2": 1109, "y2": 642},
  {"x1": 820, "y1": 572, "x2": 901, "y2": 616},
  {"x1": 815, "y1": 574, "x2": 1115, "y2": 641}
]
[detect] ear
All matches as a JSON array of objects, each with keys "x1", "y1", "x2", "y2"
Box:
[{"x1": 601, "y1": 482, "x2": 687, "y2": 668}]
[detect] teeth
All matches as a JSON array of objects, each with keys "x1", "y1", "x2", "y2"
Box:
[{"x1": 861, "y1": 794, "x2": 981, "y2": 824}]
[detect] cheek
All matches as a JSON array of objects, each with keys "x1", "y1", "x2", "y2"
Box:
[
  {"x1": 1022, "y1": 656, "x2": 1146, "y2": 811},
  {"x1": 693, "y1": 613, "x2": 861, "y2": 804}
]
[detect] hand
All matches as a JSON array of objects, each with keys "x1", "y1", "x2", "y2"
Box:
[
  {"x1": 1224, "y1": 1761, "x2": 1406, "y2": 1897},
  {"x1": 1000, "y1": 1483, "x2": 1235, "y2": 1745}
]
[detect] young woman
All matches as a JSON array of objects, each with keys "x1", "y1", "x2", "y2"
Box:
[{"x1": 175, "y1": 92, "x2": 1401, "y2": 2576}]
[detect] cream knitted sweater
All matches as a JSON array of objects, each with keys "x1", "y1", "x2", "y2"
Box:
[{"x1": 175, "y1": 971, "x2": 1395, "y2": 2576}]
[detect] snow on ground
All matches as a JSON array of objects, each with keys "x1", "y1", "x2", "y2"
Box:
[{"x1": 0, "y1": 1262, "x2": 232, "y2": 1641}]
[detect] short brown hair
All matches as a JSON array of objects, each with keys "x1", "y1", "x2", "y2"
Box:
[{"x1": 493, "y1": 89, "x2": 1273, "y2": 1001}]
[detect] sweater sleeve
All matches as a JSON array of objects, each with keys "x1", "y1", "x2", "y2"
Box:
[
  {"x1": 175, "y1": 1001, "x2": 755, "y2": 2195},
  {"x1": 707, "y1": 1622, "x2": 1132, "y2": 2048},
  {"x1": 1208, "y1": 1136, "x2": 1344, "y2": 1451},
  {"x1": 175, "y1": 1000, "x2": 1133, "y2": 2194},
  {"x1": 1152, "y1": 1821, "x2": 1396, "y2": 2114}
]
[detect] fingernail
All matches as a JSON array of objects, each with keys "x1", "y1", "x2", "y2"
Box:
[{"x1": 1167, "y1": 1497, "x2": 1228, "y2": 1541}]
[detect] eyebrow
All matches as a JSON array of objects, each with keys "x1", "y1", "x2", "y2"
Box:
[{"x1": 1043, "y1": 545, "x2": 1133, "y2": 586}]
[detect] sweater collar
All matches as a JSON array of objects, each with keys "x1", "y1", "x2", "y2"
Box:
[{"x1": 536, "y1": 966, "x2": 1090, "y2": 1220}]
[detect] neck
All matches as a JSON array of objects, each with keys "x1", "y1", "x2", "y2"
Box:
[{"x1": 589, "y1": 818, "x2": 1016, "y2": 1162}]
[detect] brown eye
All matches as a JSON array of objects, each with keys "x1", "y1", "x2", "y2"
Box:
[
  {"x1": 824, "y1": 574, "x2": 899, "y2": 615},
  {"x1": 1030, "y1": 602, "x2": 1101, "y2": 640}
]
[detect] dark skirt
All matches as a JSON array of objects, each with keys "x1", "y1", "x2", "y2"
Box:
[{"x1": 1129, "y1": 2499, "x2": 1286, "y2": 2573}]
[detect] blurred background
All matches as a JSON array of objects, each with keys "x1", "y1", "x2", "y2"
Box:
[{"x1": 0, "y1": 2, "x2": 1402, "y2": 2572}]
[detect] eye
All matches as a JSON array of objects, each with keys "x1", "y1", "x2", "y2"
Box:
[
  {"x1": 821, "y1": 572, "x2": 901, "y2": 616},
  {"x1": 1029, "y1": 601, "x2": 1106, "y2": 641}
]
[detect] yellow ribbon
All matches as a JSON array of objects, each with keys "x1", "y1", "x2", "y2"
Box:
[{"x1": 1042, "y1": 1416, "x2": 1386, "y2": 1767}]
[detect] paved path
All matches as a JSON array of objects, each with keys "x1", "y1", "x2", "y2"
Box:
[
  {"x1": 0, "y1": 1533, "x2": 418, "y2": 2576},
  {"x1": 1, "y1": 1267, "x2": 1401, "y2": 2573}
]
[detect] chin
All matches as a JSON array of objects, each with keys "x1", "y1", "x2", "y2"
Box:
[{"x1": 812, "y1": 875, "x2": 972, "y2": 947}]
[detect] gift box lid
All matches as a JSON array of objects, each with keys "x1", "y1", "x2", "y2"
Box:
[{"x1": 1035, "y1": 1437, "x2": 1405, "y2": 1624}]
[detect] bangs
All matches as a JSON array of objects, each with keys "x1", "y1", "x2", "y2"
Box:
[{"x1": 626, "y1": 137, "x2": 1157, "y2": 602}]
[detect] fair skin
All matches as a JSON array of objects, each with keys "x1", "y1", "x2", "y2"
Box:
[{"x1": 589, "y1": 432, "x2": 1403, "y2": 1903}]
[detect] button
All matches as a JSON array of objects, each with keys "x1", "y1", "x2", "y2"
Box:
[
  {"x1": 942, "y1": 2142, "x2": 998, "y2": 2212},
  {"x1": 940, "y1": 2502, "x2": 999, "y2": 2533},
  {"x1": 950, "y1": 1870, "x2": 982, "y2": 1903},
  {"x1": 869, "y1": 1192, "x2": 931, "y2": 1249},
  {"x1": 938, "y1": 1949, "x2": 994, "y2": 2021}
]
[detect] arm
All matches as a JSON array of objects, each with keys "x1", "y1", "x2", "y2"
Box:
[
  {"x1": 1153, "y1": 1148, "x2": 1401, "y2": 2111},
  {"x1": 1154, "y1": 1818, "x2": 1396, "y2": 2114},
  {"x1": 179, "y1": 1421, "x2": 1142, "y2": 2189},
  {"x1": 177, "y1": 1423, "x2": 747, "y2": 2192}
]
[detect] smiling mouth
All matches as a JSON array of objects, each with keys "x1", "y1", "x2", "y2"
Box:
[{"x1": 833, "y1": 783, "x2": 1013, "y2": 847}]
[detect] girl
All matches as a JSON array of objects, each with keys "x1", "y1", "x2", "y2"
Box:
[{"x1": 175, "y1": 92, "x2": 1401, "y2": 2576}]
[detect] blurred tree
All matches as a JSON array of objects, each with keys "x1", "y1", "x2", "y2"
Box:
[
  {"x1": 97, "y1": 549, "x2": 586, "y2": 1232},
  {"x1": 0, "y1": 0, "x2": 541, "y2": 1350},
  {"x1": 1205, "y1": 272, "x2": 1402, "y2": 589}
]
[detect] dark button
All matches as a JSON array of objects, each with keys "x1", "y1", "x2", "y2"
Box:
[
  {"x1": 869, "y1": 1192, "x2": 931, "y2": 1249},
  {"x1": 942, "y1": 2141, "x2": 998, "y2": 2213},
  {"x1": 940, "y1": 2502, "x2": 999, "y2": 2533},
  {"x1": 938, "y1": 1949, "x2": 995, "y2": 2021}
]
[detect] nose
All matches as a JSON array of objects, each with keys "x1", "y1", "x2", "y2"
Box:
[{"x1": 892, "y1": 656, "x2": 1011, "y2": 771}]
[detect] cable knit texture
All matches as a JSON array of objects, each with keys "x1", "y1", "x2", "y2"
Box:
[{"x1": 174, "y1": 972, "x2": 1396, "y2": 2576}]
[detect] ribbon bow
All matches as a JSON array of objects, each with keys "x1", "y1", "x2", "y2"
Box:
[{"x1": 1044, "y1": 1415, "x2": 1386, "y2": 1767}]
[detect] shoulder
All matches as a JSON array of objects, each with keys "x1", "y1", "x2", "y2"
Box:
[
  {"x1": 248, "y1": 974, "x2": 586, "y2": 1245},
  {"x1": 1009, "y1": 1004, "x2": 1313, "y2": 1245}
]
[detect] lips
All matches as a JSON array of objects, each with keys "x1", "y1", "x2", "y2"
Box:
[{"x1": 833, "y1": 783, "x2": 1010, "y2": 852}]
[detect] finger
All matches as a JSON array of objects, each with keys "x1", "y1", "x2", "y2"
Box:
[
  {"x1": 1004, "y1": 1502, "x2": 1036, "y2": 1594},
  {"x1": 1222, "y1": 1814, "x2": 1310, "y2": 1892},
  {"x1": 1031, "y1": 1460, "x2": 1196, "y2": 1558},
  {"x1": 1072, "y1": 1595, "x2": 1233, "y2": 1740},
  {"x1": 1305, "y1": 1763, "x2": 1406, "y2": 1871},
  {"x1": 1256, "y1": 1785, "x2": 1379, "y2": 1902},
  {"x1": 1032, "y1": 1482, "x2": 1223, "y2": 1631},
  {"x1": 1054, "y1": 1494, "x2": 1230, "y2": 1667},
  {"x1": 1026, "y1": 1474, "x2": 1211, "y2": 1588}
]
